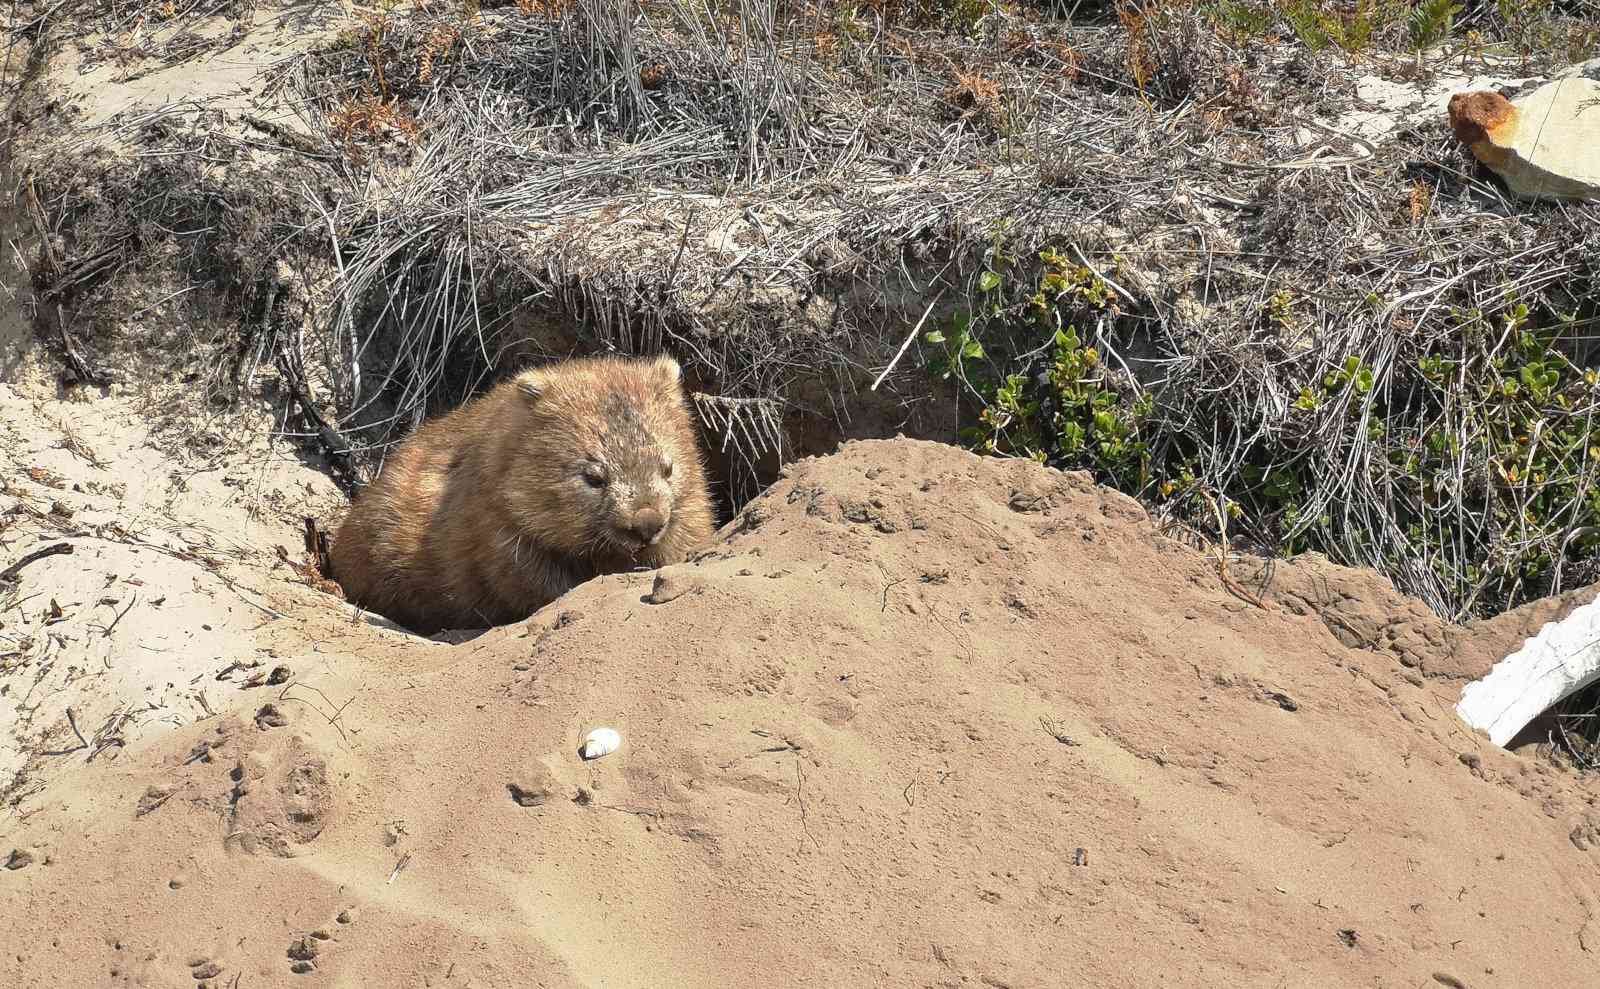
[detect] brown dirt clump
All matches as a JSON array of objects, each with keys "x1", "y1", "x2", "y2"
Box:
[
  {"x1": 2, "y1": 438, "x2": 1598, "y2": 987},
  {"x1": 330, "y1": 354, "x2": 716, "y2": 634}
]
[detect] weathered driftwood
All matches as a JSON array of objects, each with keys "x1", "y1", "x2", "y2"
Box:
[{"x1": 1457, "y1": 590, "x2": 1600, "y2": 746}]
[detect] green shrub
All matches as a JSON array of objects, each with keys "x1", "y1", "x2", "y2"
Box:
[{"x1": 927, "y1": 247, "x2": 1600, "y2": 620}]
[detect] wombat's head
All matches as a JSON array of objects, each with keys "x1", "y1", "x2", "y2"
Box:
[{"x1": 508, "y1": 353, "x2": 704, "y2": 564}]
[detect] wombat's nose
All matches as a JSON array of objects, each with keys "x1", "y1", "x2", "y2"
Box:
[{"x1": 629, "y1": 509, "x2": 666, "y2": 544}]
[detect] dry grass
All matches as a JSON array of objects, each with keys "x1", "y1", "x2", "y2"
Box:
[{"x1": 8, "y1": 0, "x2": 1600, "y2": 620}]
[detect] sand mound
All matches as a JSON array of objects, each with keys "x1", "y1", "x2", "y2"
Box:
[{"x1": 3, "y1": 437, "x2": 1599, "y2": 987}]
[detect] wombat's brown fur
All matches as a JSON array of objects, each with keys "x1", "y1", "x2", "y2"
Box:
[{"x1": 329, "y1": 354, "x2": 716, "y2": 633}]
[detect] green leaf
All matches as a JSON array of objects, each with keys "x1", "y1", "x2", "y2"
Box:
[
  {"x1": 978, "y1": 271, "x2": 1002, "y2": 293},
  {"x1": 924, "y1": 329, "x2": 946, "y2": 344}
]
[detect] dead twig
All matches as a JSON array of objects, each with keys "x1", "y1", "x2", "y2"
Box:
[
  {"x1": 276, "y1": 341, "x2": 359, "y2": 496},
  {"x1": 1197, "y1": 489, "x2": 1269, "y2": 611},
  {"x1": 277, "y1": 680, "x2": 354, "y2": 745},
  {"x1": 38, "y1": 707, "x2": 89, "y2": 757},
  {"x1": 386, "y1": 851, "x2": 412, "y2": 884},
  {"x1": 872, "y1": 291, "x2": 945, "y2": 392},
  {"x1": 22, "y1": 174, "x2": 111, "y2": 386},
  {"x1": 0, "y1": 542, "x2": 73, "y2": 585},
  {"x1": 101, "y1": 593, "x2": 138, "y2": 638}
]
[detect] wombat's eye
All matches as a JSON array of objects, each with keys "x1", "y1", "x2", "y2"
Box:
[
  {"x1": 662, "y1": 459, "x2": 674, "y2": 479},
  {"x1": 582, "y1": 468, "x2": 607, "y2": 489}
]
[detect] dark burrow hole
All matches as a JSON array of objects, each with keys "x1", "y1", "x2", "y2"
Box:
[{"x1": 1507, "y1": 678, "x2": 1600, "y2": 767}]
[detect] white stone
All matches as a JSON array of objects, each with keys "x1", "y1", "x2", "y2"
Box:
[
  {"x1": 1335, "y1": 69, "x2": 1533, "y2": 149},
  {"x1": 1490, "y1": 74, "x2": 1600, "y2": 201}
]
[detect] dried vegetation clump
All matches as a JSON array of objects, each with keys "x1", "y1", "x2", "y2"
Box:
[{"x1": 4, "y1": 0, "x2": 1600, "y2": 622}]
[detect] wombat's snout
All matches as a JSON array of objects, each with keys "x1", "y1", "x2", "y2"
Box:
[{"x1": 627, "y1": 508, "x2": 667, "y2": 545}]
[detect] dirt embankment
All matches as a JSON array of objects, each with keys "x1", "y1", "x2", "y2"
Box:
[{"x1": 3, "y1": 434, "x2": 1598, "y2": 988}]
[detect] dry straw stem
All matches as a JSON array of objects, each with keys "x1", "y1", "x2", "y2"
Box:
[{"x1": 10, "y1": 0, "x2": 1600, "y2": 620}]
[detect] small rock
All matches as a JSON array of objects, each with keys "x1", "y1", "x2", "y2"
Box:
[
  {"x1": 254, "y1": 704, "x2": 288, "y2": 730},
  {"x1": 266, "y1": 665, "x2": 292, "y2": 686},
  {"x1": 1008, "y1": 483, "x2": 1054, "y2": 513},
  {"x1": 4, "y1": 849, "x2": 33, "y2": 870},
  {"x1": 1448, "y1": 75, "x2": 1600, "y2": 202},
  {"x1": 287, "y1": 936, "x2": 319, "y2": 961},
  {"x1": 1263, "y1": 690, "x2": 1299, "y2": 712},
  {"x1": 168, "y1": 875, "x2": 186, "y2": 889},
  {"x1": 136, "y1": 785, "x2": 176, "y2": 817},
  {"x1": 644, "y1": 571, "x2": 701, "y2": 605},
  {"x1": 290, "y1": 960, "x2": 316, "y2": 974},
  {"x1": 507, "y1": 783, "x2": 548, "y2": 807},
  {"x1": 336, "y1": 909, "x2": 356, "y2": 925},
  {"x1": 191, "y1": 961, "x2": 223, "y2": 979}
]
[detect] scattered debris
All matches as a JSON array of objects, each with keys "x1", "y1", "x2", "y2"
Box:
[
  {"x1": 385, "y1": 852, "x2": 411, "y2": 885},
  {"x1": 1039, "y1": 717, "x2": 1079, "y2": 746},
  {"x1": 135, "y1": 786, "x2": 176, "y2": 817},
  {"x1": 507, "y1": 783, "x2": 548, "y2": 807},
  {"x1": 0, "y1": 542, "x2": 73, "y2": 585}
]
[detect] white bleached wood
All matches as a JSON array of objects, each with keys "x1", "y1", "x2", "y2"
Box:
[{"x1": 1457, "y1": 590, "x2": 1600, "y2": 746}]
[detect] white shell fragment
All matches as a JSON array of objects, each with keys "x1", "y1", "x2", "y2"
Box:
[{"x1": 580, "y1": 727, "x2": 622, "y2": 761}]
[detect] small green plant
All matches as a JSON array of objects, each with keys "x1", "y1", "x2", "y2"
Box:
[
  {"x1": 1204, "y1": 0, "x2": 1389, "y2": 53},
  {"x1": 1408, "y1": 0, "x2": 1461, "y2": 51},
  {"x1": 927, "y1": 250, "x2": 1600, "y2": 624},
  {"x1": 1324, "y1": 355, "x2": 1374, "y2": 395},
  {"x1": 923, "y1": 245, "x2": 1145, "y2": 485},
  {"x1": 1209, "y1": 0, "x2": 1275, "y2": 40},
  {"x1": 923, "y1": 314, "x2": 986, "y2": 383}
]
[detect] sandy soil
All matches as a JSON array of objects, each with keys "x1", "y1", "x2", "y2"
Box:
[
  {"x1": 5, "y1": 5, "x2": 1600, "y2": 986},
  {"x1": 3, "y1": 425, "x2": 1599, "y2": 988},
  {"x1": 0, "y1": 368, "x2": 352, "y2": 806}
]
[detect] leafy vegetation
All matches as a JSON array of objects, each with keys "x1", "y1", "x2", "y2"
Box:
[{"x1": 927, "y1": 246, "x2": 1600, "y2": 623}]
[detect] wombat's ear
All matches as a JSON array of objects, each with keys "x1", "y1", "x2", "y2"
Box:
[
  {"x1": 514, "y1": 369, "x2": 546, "y2": 402},
  {"x1": 653, "y1": 353, "x2": 682, "y2": 382}
]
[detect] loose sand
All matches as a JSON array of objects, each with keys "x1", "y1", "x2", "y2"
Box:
[{"x1": 4, "y1": 413, "x2": 1598, "y2": 987}]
